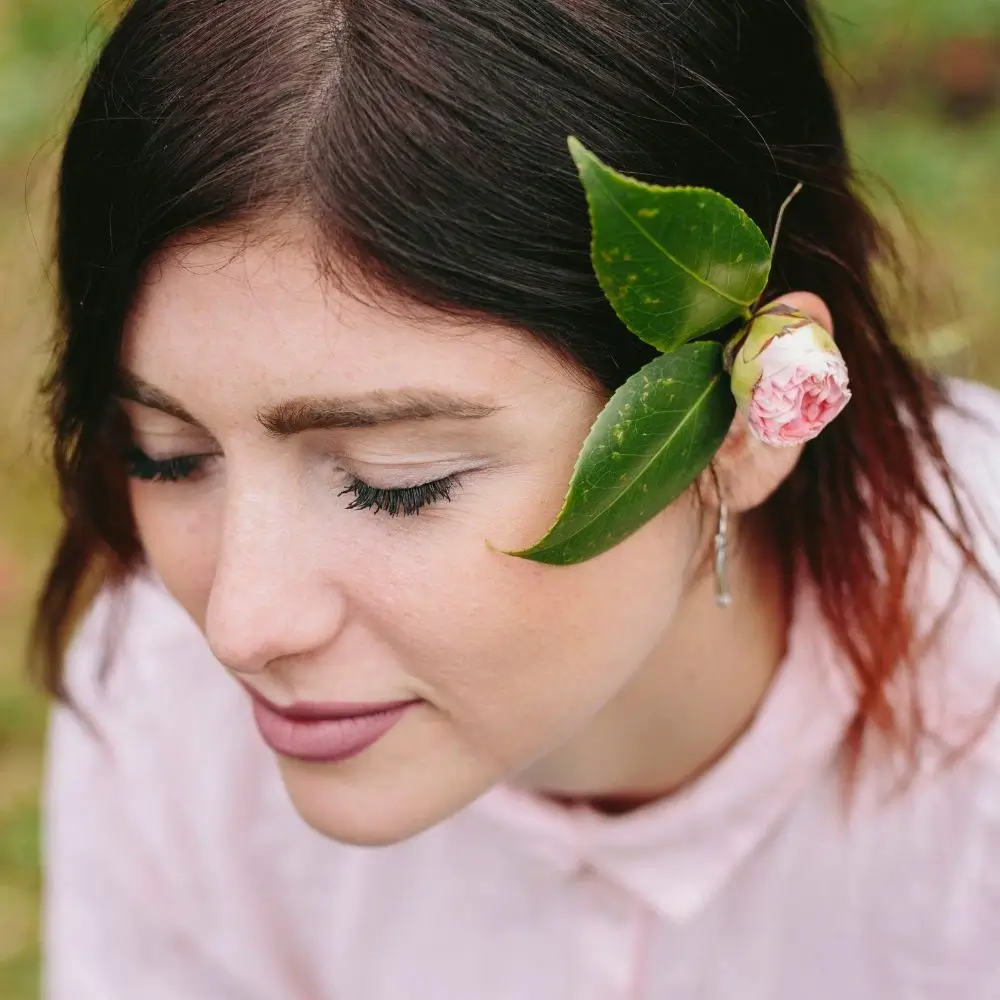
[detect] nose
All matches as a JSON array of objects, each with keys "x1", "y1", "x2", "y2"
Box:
[{"x1": 204, "y1": 488, "x2": 347, "y2": 675}]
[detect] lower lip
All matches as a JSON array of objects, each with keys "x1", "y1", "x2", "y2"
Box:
[{"x1": 251, "y1": 700, "x2": 417, "y2": 763}]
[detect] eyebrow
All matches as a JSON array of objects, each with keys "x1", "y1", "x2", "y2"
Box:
[
  {"x1": 115, "y1": 370, "x2": 502, "y2": 435},
  {"x1": 116, "y1": 371, "x2": 205, "y2": 427}
]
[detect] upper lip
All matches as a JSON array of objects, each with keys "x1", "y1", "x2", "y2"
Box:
[{"x1": 239, "y1": 682, "x2": 418, "y2": 721}]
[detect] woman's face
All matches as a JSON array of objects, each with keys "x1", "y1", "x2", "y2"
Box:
[{"x1": 122, "y1": 233, "x2": 703, "y2": 844}]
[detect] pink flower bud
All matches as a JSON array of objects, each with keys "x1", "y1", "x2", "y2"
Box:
[{"x1": 729, "y1": 303, "x2": 851, "y2": 447}]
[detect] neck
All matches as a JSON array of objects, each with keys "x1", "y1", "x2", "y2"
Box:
[{"x1": 516, "y1": 519, "x2": 790, "y2": 807}]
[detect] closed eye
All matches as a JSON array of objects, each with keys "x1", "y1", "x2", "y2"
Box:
[
  {"x1": 338, "y1": 476, "x2": 459, "y2": 516},
  {"x1": 125, "y1": 445, "x2": 459, "y2": 517},
  {"x1": 124, "y1": 446, "x2": 213, "y2": 483}
]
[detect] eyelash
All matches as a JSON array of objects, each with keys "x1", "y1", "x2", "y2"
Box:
[
  {"x1": 125, "y1": 447, "x2": 206, "y2": 483},
  {"x1": 338, "y1": 478, "x2": 456, "y2": 517},
  {"x1": 124, "y1": 447, "x2": 458, "y2": 517}
]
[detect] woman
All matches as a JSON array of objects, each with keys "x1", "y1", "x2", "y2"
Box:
[{"x1": 36, "y1": 0, "x2": 1000, "y2": 996}]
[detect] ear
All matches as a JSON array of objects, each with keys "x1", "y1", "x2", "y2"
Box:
[{"x1": 705, "y1": 291, "x2": 833, "y2": 514}]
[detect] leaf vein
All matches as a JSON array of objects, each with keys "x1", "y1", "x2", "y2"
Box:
[
  {"x1": 592, "y1": 170, "x2": 752, "y2": 308},
  {"x1": 531, "y1": 370, "x2": 724, "y2": 553}
]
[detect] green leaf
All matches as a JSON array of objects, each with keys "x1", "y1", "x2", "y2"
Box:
[
  {"x1": 506, "y1": 341, "x2": 735, "y2": 565},
  {"x1": 568, "y1": 137, "x2": 772, "y2": 352}
]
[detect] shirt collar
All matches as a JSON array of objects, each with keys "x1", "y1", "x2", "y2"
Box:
[{"x1": 470, "y1": 584, "x2": 856, "y2": 924}]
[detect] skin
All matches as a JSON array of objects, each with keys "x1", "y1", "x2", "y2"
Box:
[{"x1": 121, "y1": 229, "x2": 832, "y2": 846}]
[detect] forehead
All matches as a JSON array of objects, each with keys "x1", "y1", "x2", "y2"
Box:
[{"x1": 122, "y1": 235, "x2": 576, "y2": 406}]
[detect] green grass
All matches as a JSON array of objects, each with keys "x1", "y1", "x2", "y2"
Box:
[
  {"x1": 825, "y1": 0, "x2": 1000, "y2": 51},
  {"x1": 0, "y1": 1, "x2": 998, "y2": 997},
  {"x1": 0, "y1": 0, "x2": 106, "y2": 157},
  {"x1": 845, "y1": 109, "x2": 1000, "y2": 384},
  {"x1": 0, "y1": 457, "x2": 59, "y2": 1000}
]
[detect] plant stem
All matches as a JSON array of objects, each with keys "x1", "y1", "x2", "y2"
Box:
[{"x1": 771, "y1": 181, "x2": 804, "y2": 253}]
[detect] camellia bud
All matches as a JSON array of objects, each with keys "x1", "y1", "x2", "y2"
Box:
[{"x1": 727, "y1": 302, "x2": 851, "y2": 447}]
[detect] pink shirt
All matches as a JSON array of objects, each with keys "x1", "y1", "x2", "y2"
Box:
[{"x1": 44, "y1": 380, "x2": 1000, "y2": 999}]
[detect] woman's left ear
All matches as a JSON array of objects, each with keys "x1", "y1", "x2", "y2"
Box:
[{"x1": 706, "y1": 291, "x2": 834, "y2": 514}]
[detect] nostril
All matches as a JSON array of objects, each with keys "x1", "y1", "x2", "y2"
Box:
[
  {"x1": 204, "y1": 626, "x2": 272, "y2": 676},
  {"x1": 203, "y1": 587, "x2": 280, "y2": 674},
  {"x1": 204, "y1": 573, "x2": 350, "y2": 676}
]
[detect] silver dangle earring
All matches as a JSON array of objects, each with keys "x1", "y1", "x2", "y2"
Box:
[{"x1": 711, "y1": 468, "x2": 732, "y2": 609}]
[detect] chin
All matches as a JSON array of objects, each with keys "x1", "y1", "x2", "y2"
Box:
[{"x1": 274, "y1": 753, "x2": 493, "y2": 847}]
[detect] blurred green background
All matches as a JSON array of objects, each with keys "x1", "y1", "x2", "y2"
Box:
[{"x1": 0, "y1": 0, "x2": 998, "y2": 996}]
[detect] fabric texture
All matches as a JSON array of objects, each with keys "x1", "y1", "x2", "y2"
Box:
[{"x1": 43, "y1": 379, "x2": 1000, "y2": 999}]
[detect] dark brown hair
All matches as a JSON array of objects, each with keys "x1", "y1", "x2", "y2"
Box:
[{"x1": 34, "y1": 0, "x2": 994, "y2": 776}]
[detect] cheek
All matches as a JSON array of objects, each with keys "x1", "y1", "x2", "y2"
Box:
[
  {"x1": 364, "y1": 505, "x2": 698, "y2": 771},
  {"x1": 129, "y1": 483, "x2": 220, "y2": 622}
]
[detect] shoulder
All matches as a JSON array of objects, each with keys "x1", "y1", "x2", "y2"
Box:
[
  {"x1": 67, "y1": 569, "x2": 214, "y2": 695},
  {"x1": 888, "y1": 379, "x2": 1000, "y2": 882},
  {"x1": 57, "y1": 571, "x2": 289, "y2": 855},
  {"x1": 935, "y1": 377, "x2": 1000, "y2": 532},
  {"x1": 850, "y1": 377, "x2": 1000, "y2": 984},
  {"x1": 914, "y1": 379, "x2": 1000, "y2": 723},
  {"x1": 61, "y1": 568, "x2": 289, "y2": 793},
  {"x1": 53, "y1": 573, "x2": 353, "y2": 940},
  {"x1": 64, "y1": 569, "x2": 248, "y2": 733},
  {"x1": 870, "y1": 377, "x2": 1000, "y2": 850}
]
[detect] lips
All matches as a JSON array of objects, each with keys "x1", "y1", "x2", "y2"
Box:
[{"x1": 242, "y1": 685, "x2": 419, "y2": 763}]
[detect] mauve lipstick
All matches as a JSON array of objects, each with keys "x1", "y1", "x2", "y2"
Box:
[{"x1": 242, "y1": 685, "x2": 419, "y2": 763}]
